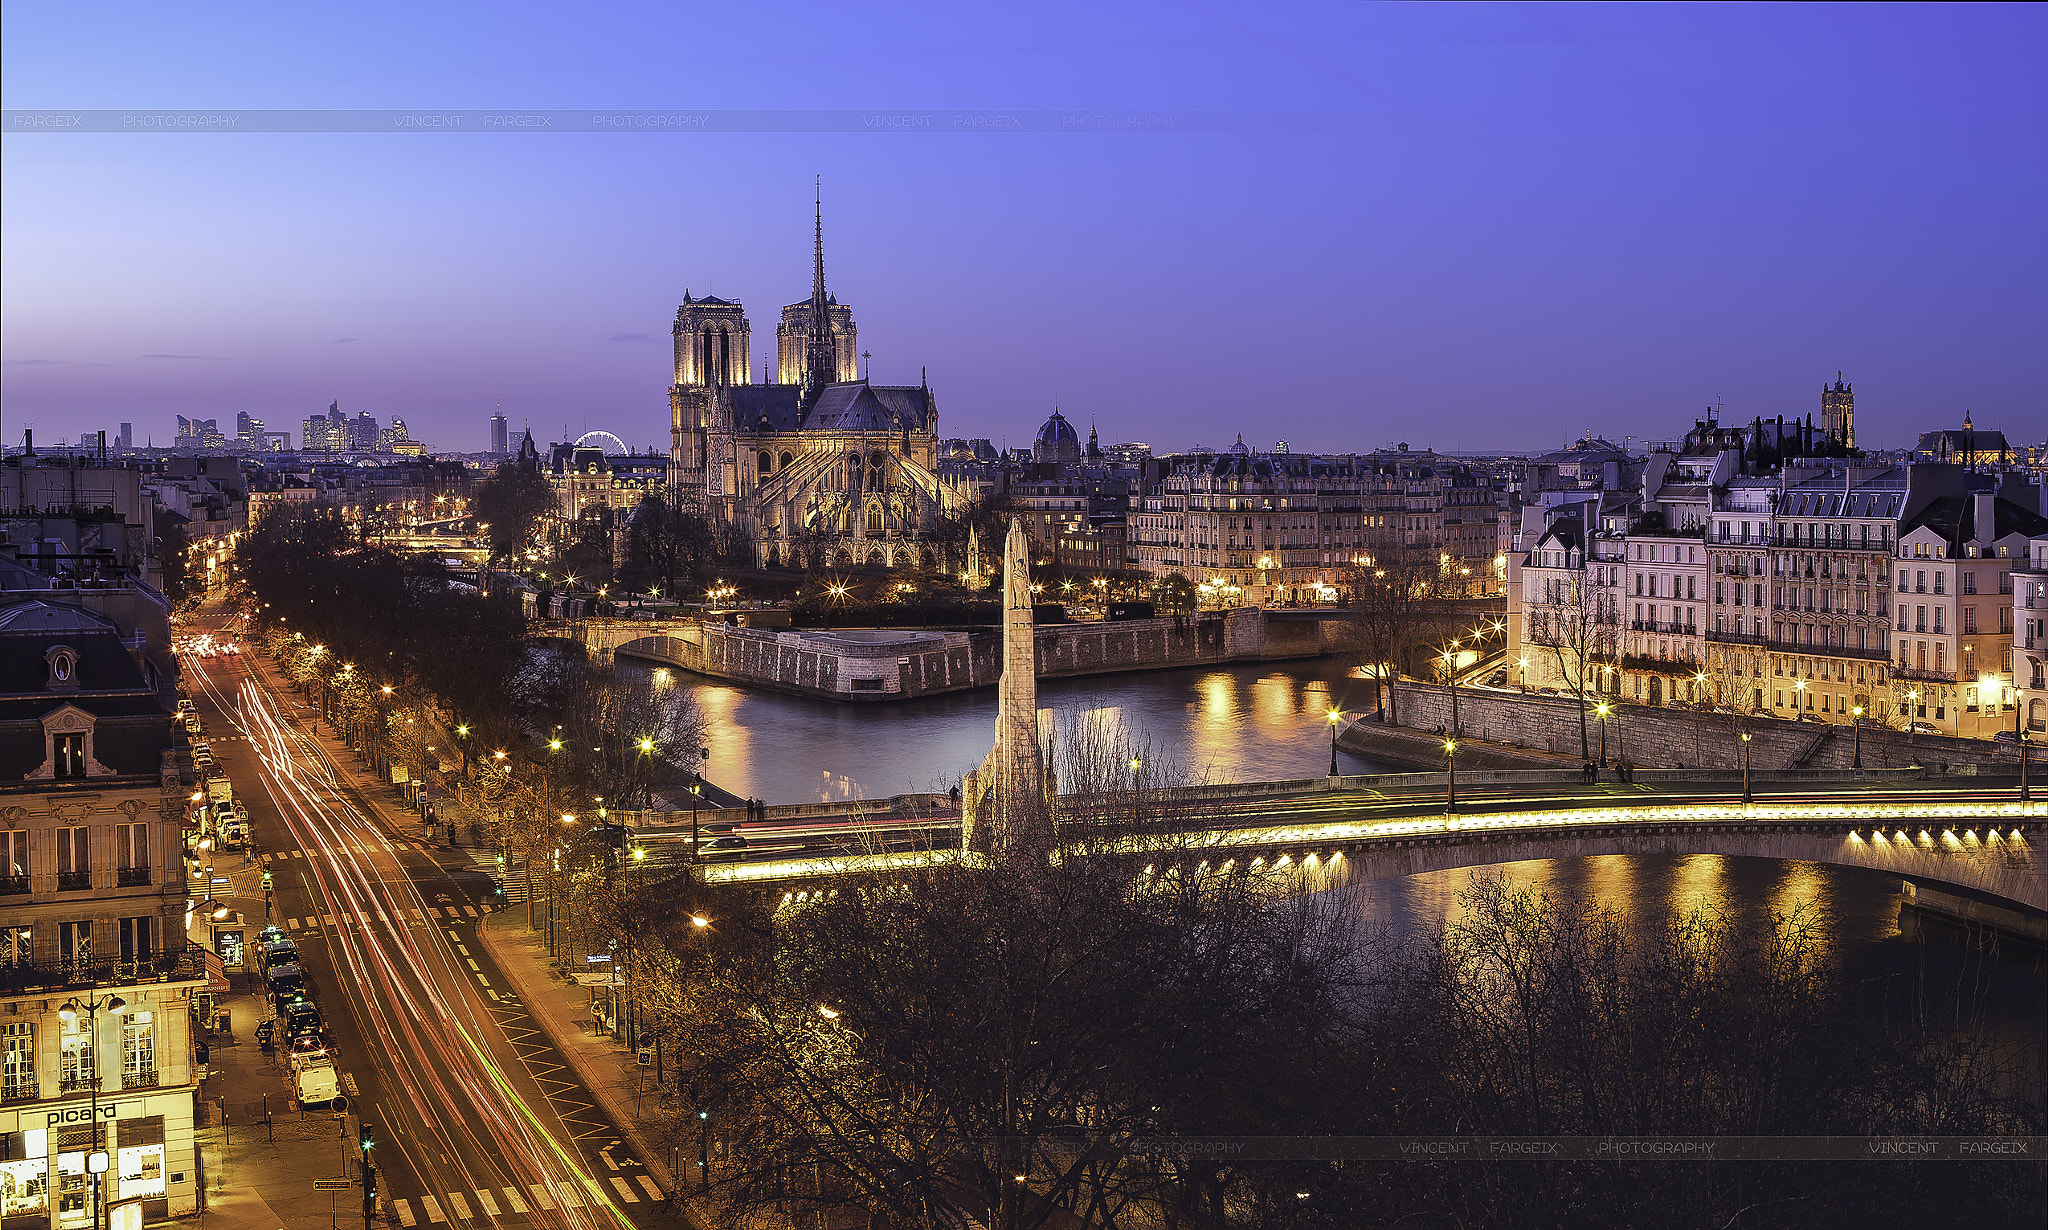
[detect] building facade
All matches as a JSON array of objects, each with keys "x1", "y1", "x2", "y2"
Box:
[{"x1": 0, "y1": 580, "x2": 203, "y2": 1227}]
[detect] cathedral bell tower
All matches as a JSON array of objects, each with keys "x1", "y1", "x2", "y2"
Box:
[{"x1": 670, "y1": 292, "x2": 749, "y2": 488}]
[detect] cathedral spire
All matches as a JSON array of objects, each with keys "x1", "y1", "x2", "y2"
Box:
[{"x1": 803, "y1": 178, "x2": 838, "y2": 397}]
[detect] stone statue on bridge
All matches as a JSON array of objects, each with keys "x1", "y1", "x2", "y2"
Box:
[{"x1": 961, "y1": 517, "x2": 1056, "y2": 857}]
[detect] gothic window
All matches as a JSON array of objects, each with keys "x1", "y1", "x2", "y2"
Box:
[
  {"x1": 758, "y1": 452, "x2": 772, "y2": 476},
  {"x1": 779, "y1": 452, "x2": 793, "y2": 471},
  {"x1": 866, "y1": 504, "x2": 884, "y2": 534}
]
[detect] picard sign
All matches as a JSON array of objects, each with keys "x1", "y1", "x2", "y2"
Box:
[{"x1": 46, "y1": 1102, "x2": 131, "y2": 1127}]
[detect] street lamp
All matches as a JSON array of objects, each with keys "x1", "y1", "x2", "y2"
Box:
[
  {"x1": 1326, "y1": 709, "x2": 1343, "y2": 777},
  {"x1": 1740, "y1": 730, "x2": 1754, "y2": 804},
  {"x1": 1851, "y1": 705, "x2": 1864, "y2": 769},
  {"x1": 1130, "y1": 756, "x2": 1143, "y2": 791},
  {"x1": 58, "y1": 993, "x2": 126, "y2": 1230},
  {"x1": 1443, "y1": 739, "x2": 1457, "y2": 814},
  {"x1": 1595, "y1": 701, "x2": 1611, "y2": 768},
  {"x1": 1905, "y1": 690, "x2": 1920, "y2": 744}
]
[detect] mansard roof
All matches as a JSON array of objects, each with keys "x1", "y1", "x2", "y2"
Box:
[
  {"x1": 0, "y1": 600, "x2": 150, "y2": 695},
  {"x1": 1899, "y1": 496, "x2": 2048, "y2": 549}
]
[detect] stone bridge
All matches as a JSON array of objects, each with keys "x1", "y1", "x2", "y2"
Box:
[{"x1": 701, "y1": 779, "x2": 2047, "y2": 915}]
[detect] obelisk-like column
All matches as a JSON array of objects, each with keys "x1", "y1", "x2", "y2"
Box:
[{"x1": 963, "y1": 516, "x2": 1052, "y2": 853}]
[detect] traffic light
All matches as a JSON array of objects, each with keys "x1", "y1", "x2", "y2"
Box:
[{"x1": 360, "y1": 1122, "x2": 376, "y2": 1155}]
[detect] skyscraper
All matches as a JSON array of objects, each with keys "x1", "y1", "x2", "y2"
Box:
[
  {"x1": 118, "y1": 423, "x2": 133, "y2": 452},
  {"x1": 236, "y1": 411, "x2": 266, "y2": 443},
  {"x1": 490, "y1": 412, "x2": 508, "y2": 454}
]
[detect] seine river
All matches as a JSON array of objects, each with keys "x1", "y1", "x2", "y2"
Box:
[{"x1": 620, "y1": 657, "x2": 2044, "y2": 1007}]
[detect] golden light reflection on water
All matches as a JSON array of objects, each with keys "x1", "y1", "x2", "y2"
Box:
[
  {"x1": 1669, "y1": 854, "x2": 1729, "y2": 919},
  {"x1": 1343, "y1": 854, "x2": 1892, "y2": 961}
]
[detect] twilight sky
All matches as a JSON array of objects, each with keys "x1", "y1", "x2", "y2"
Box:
[{"x1": 2, "y1": 3, "x2": 2042, "y2": 456}]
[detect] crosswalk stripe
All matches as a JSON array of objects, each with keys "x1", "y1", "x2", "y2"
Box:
[
  {"x1": 464, "y1": 905, "x2": 480, "y2": 917},
  {"x1": 435, "y1": 907, "x2": 451, "y2": 919},
  {"x1": 323, "y1": 914, "x2": 336, "y2": 927},
  {"x1": 608, "y1": 1176, "x2": 639, "y2": 1203},
  {"x1": 560, "y1": 1181, "x2": 587, "y2": 1209},
  {"x1": 393, "y1": 1198, "x2": 417, "y2": 1227},
  {"x1": 413, "y1": 909, "x2": 427, "y2": 923},
  {"x1": 288, "y1": 917, "x2": 302, "y2": 930},
  {"x1": 474, "y1": 1189, "x2": 499, "y2": 1216},
  {"x1": 502, "y1": 1187, "x2": 528, "y2": 1213},
  {"x1": 260, "y1": 853, "x2": 273, "y2": 865},
  {"x1": 526, "y1": 1184, "x2": 557, "y2": 1211},
  {"x1": 634, "y1": 1175, "x2": 661, "y2": 1200},
  {"x1": 420, "y1": 1195, "x2": 445, "y2": 1223},
  {"x1": 447, "y1": 1192, "x2": 472, "y2": 1220}
]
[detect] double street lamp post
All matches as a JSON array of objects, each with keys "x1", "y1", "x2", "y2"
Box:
[{"x1": 58, "y1": 993, "x2": 126, "y2": 1230}]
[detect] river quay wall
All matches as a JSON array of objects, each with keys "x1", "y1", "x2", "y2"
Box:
[
  {"x1": 1339, "y1": 681, "x2": 2029, "y2": 774},
  {"x1": 605, "y1": 608, "x2": 1325, "y2": 702}
]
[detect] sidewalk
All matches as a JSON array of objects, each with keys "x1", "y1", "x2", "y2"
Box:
[
  {"x1": 187, "y1": 987, "x2": 369, "y2": 1230},
  {"x1": 473, "y1": 913, "x2": 690, "y2": 1205}
]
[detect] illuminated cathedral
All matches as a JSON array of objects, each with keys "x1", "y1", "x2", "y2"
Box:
[{"x1": 666, "y1": 196, "x2": 959, "y2": 570}]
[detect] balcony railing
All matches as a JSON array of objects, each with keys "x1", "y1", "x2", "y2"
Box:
[
  {"x1": 0, "y1": 1078, "x2": 37, "y2": 1104},
  {"x1": 1630, "y1": 620, "x2": 1695, "y2": 635},
  {"x1": 0, "y1": 876, "x2": 25, "y2": 896},
  {"x1": 57, "y1": 1075, "x2": 99, "y2": 1095},
  {"x1": 56, "y1": 871, "x2": 91, "y2": 892},
  {"x1": 115, "y1": 866, "x2": 151, "y2": 887},
  {"x1": 121, "y1": 1067, "x2": 159, "y2": 1090},
  {"x1": 0, "y1": 943, "x2": 209, "y2": 995},
  {"x1": 1892, "y1": 664, "x2": 1958, "y2": 683}
]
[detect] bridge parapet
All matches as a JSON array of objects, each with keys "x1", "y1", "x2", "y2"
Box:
[{"x1": 710, "y1": 796, "x2": 2046, "y2": 913}]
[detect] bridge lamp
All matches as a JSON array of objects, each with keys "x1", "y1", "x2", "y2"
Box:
[
  {"x1": 457, "y1": 725, "x2": 469, "y2": 737},
  {"x1": 639, "y1": 737, "x2": 655, "y2": 754},
  {"x1": 818, "y1": 1005, "x2": 841, "y2": 1021},
  {"x1": 690, "y1": 914, "x2": 710, "y2": 928},
  {"x1": 549, "y1": 738, "x2": 562, "y2": 751}
]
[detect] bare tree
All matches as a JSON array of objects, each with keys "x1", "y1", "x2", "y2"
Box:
[{"x1": 1525, "y1": 566, "x2": 1616, "y2": 761}]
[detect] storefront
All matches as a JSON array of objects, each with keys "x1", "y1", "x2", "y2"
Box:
[{"x1": 0, "y1": 1102, "x2": 189, "y2": 1226}]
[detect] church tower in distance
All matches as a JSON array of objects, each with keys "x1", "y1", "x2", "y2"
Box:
[{"x1": 1822, "y1": 372, "x2": 1855, "y2": 450}]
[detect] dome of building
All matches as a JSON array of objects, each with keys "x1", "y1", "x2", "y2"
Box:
[
  {"x1": 1037, "y1": 412, "x2": 1078, "y2": 448},
  {"x1": 1034, "y1": 411, "x2": 1082, "y2": 462}
]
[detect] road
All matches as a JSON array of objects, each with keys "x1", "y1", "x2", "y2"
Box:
[{"x1": 179, "y1": 621, "x2": 685, "y2": 1230}]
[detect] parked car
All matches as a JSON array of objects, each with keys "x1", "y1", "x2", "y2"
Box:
[
  {"x1": 294, "y1": 1057, "x2": 340, "y2": 1107},
  {"x1": 1486, "y1": 669, "x2": 1508, "y2": 687},
  {"x1": 258, "y1": 939, "x2": 298, "y2": 977}
]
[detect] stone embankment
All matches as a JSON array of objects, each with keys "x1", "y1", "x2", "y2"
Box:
[
  {"x1": 608, "y1": 608, "x2": 1326, "y2": 702},
  {"x1": 1338, "y1": 681, "x2": 2029, "y2": 774}
]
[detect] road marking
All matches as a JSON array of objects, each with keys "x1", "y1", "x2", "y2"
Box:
[
  {"x1": 502, "y1": 1187, "x2": 528, "y2": 1213},
  {"x1": 419, "y1": 1195, "x2": 445, "y2": 1223},
  {"x1": 466, "y1": 959, "x2": 480, "y2": 971},
  {"x1": 455, "y1": 944, "x2": 470, "y2": 956},
  {"x1": 474, "y1": 1189, "x2": 499, "y2": 1216},
  {"x1": 602, "y1": 1151, "x2": 619, "y2": 1170},
  {"x1": 260, "y1": 853, "x2": 273, "y2": 865},
  {"x1": 635, "y1": 1175, "x2": 662, "y2": 1200},
  {"x1": 393, "y1": 1199, "x2": 417, "y2": 1227},
  {"x1": 475, "y1": 975, "x2": 490, "y2": 987},
  {"x1": 323, "y1": 914, "x2": 336, "y2": 927},
  {"x1": 608, "y1": 1176, "x2": 639, "y2": 1203},
  {"x1": 288, "y1": 917, "x2": 302, "y2": 929},
  {"x1": 527, "y1": 1184, "x2": 558, "y2": 1211},
  {"x1": 446, "y1": 1192, "x2": 472, "y2": 1220},
  {"x1": 462, "y1": 906, "x2": 479, "y2": 917}
]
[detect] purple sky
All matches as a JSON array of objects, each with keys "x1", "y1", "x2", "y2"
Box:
[{"x1": 3, "y1": 3, "x2": 2043, "y2": 456}]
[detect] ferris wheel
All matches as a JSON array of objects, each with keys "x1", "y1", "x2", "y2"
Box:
[{"x1": 575, "y1": 430, "x2": 628, "y2": 453}]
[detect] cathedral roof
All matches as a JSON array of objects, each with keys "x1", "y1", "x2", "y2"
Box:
[
  {"x1": 805, "y1": 382, "x2": 933, "y2": 433},
  {"x1": 728, "y1": 382, "x2": 935, "y2": 435}
]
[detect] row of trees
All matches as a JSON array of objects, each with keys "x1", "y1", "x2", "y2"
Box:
[{"x1": 598, "y1": 841, "x2": 2040, "y2": 1229}]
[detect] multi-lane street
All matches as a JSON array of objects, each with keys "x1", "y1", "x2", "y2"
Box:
[{"x1": 178, "y1": 626, "x2": 686, "y2": 1230}]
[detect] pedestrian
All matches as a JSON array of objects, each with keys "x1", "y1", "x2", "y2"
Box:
[{"x1": 446, "y1": 824, "x2": 456, "y2": 846}]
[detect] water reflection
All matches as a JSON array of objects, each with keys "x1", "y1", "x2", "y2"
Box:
[
  {"x1": 616, "y1": 658, "x2": 1394, "y2": 805},
  {"x1": 1345, "y1": 854, "x2": 1902, "y2": 963}
]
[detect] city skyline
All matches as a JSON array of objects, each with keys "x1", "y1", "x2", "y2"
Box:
[{"x1": 4, "y1": 4, "x2": 2044, "y2": 454}]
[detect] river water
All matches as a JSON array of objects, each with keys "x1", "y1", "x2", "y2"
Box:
[{"x1": 621, "y1": 656, "x2": 2046, "y2": 1009}]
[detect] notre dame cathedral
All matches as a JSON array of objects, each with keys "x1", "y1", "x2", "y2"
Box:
[{"x1": 667, "y1": 198, "x2": 960, "y2": 571}]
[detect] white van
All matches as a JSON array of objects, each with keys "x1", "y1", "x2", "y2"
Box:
[{"x1": 295, "y1": 1057, "x2": 339, "y2": 1106}]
